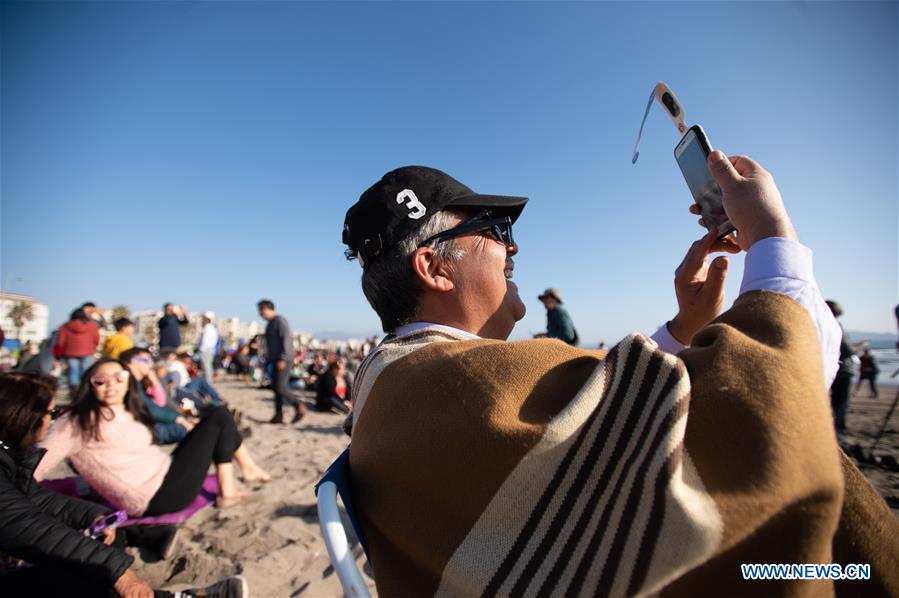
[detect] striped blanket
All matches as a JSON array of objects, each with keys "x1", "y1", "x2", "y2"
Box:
[{"x1": 349, "y1": 291, "x2": 899, "y2": 597}]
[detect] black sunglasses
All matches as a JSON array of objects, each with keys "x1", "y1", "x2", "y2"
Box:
[
  {"x1": 418, "y1": 210, "x2": 515, "y2": 249},
  {"x1": 47, "y1": 406, "x2": 63, "y2": 421}
]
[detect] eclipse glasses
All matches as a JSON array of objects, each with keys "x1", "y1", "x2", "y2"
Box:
[{"x1": 632, "y1": 81, "x2": 689, "y2": 164}]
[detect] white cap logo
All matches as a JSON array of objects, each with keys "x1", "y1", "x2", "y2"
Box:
[{"x1": 396, "y1": 189, "x2": 426, "y2": 220}]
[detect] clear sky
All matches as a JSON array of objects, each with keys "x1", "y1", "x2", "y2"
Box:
[{"x1": 2, "y1": 1, "x2": 897, "y2": 344}]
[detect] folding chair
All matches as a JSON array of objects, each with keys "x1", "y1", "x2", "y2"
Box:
[{"x1": 315, "y1": 447, "x2": 371, "y2": 598}]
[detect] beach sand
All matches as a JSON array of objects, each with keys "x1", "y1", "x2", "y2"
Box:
[{"x1": 46, "y1": 378, "x2": 898, "y2": 597}]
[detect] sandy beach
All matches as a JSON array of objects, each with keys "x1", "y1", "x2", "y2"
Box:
[{"x1": 44, "y1": 377, "x2": 898, "y2": 597}]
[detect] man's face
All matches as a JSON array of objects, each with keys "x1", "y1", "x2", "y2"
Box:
[
  {"x1": 445, "y1": 216, "x2": 525, "y2": 340},
  {"x1": 164, "y1": 305, "x2": 174, "y2": 315},
  {"x1": 258, "y1": 307, "x2": 274, "y2": 320}
]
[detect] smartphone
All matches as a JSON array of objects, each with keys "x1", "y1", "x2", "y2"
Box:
[
  {"x1": 674, "y1": 125, "x2": 735, "y2": 238},
  {"x1": 87, "y1": 510, "x2": 127, "y2": 538}
]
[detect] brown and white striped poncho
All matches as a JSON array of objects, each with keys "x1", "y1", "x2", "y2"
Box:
[{"x1": 349, "y1": 291, "x2": 899, "y2": 597}]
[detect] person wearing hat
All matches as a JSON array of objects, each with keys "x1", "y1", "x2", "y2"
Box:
[
  {"x1": 537, "y1": 288, "x2": 578, "y2": 346},
  {"x1": 340, "y1": 159, "x2": 897, "y2": 596},
  {"x1": 197, "y1": 311, "x2": 219, "y2": 384}
]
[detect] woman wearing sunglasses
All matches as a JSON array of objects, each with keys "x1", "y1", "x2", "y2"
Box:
[
  {"x1": 0, "y1": 371, "x2": 164, "y2": 596},
  {"x1": 35, "y1": 358, "x2": 270, "y2": 517}
]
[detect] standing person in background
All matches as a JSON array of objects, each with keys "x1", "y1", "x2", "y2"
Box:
[
  {"x1": 53, "y1": 308, "x2": 100, "y2": 389},
  {"x1": 257, "y1": 300, "x2": 306, "y2": 424},
  {"x1": 80, "y1": 302, "x2": 107, "y2": 331},
  {"x1": 536, "y1": 288, "x2": 578, "y2": 345},
  {"x1": 895, "y1": 304, "x2": 899, "y2": 351},
  {"x1": 826, "y1": 300, "x2": 854, "y2": 433},
  {"x1": 102, "y1": 317, "x2": 135, "y2": 359},
  {"x1": 198, "y1": 312, "x2": 219, "y2": 383},
  {"x1": 158, "y1": 303, "x2": 188, "y2": 354},
  {"x1": 855, "y1": 349, "x2": 879, "y2": 399}
]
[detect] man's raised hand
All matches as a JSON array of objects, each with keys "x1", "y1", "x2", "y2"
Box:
[
  {"x1": 668, "y1": 228, "x2": 739, "y2": 345},
  {"x1": 707, "y1": 151, "x2": 797, "y2": 250}
]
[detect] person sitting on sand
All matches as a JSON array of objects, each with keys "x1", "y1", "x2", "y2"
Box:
[
  {"x1": 122, "y1": 347, "x2": 197, "y2": 444},
  {"x1": 340, "y1": 155, "x2": 899, "y2": 595},
  {"x1": 35, "y1": 358, "x2": 270, "y2": 515},
  {"x1": 102, "y1": 317, "x2": 135, "y2": 360},
  {"x1": 314, "y1": 359, "x2": 351, "y2": 414},
  {"x1": 160, "y1": 350, "x2": 223, "y2": 407},
  {"x1": 0, "y1": 372, "x2": 249, "y2": 598}
]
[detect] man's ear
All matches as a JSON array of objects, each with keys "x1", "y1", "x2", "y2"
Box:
[{"x1": 411, "y1": 247, "x2": 455, "y2": 293}]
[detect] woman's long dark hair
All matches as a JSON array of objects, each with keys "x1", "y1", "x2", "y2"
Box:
[
  {"x1": 69, "y1": 357, "x2": 156, "y2": 441},
  {"x1": 0, "y1": 372, "x2": 57, "y2": 454}
]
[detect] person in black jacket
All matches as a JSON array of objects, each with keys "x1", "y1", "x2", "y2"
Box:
[
  {"x1": 0, "y1": 371, "x2": 155, "y2": 596},
  {"x1": 0, "y1": 372, "x2": 251, "y2": 598},
  {"x1": 158, "y1": 303, "x2": 189, "y2": 354}
]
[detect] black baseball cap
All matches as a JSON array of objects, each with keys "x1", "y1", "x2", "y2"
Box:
[{"x1": 343, "y1": 166, "x2": 528, "y2": 266}]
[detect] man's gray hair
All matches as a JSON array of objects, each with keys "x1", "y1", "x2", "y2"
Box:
[{"x1": 361, "y1": 209, "x2": 466, "y2": 333}]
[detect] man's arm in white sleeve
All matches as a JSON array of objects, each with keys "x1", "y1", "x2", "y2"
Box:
[
  {"x1": 739, "y1": 236, "x2": 840, "y2": 386},
  {"x1": 650, "y1": 236, "x2": 839, "y2": 387}
]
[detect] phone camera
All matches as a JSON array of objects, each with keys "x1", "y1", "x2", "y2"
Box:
[{"x1": 661, "y1": 92, "x2": 680, "y2": 117}]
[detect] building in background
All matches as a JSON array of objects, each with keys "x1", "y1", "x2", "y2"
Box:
[{"x1": 0, "y1": 292, "x2": 49, "y2": 346}]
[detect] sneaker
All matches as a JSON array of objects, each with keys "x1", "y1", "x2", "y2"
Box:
[
  {"x1": 267, "y1": 413, "x2": 284, "y2": 424},
  {"x1": 176, "y1": 574, "x2": 249, "y2": 598}
]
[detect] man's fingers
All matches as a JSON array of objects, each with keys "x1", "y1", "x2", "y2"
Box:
[
  {"x1": 678, "y1": 228, "x2": 717, "y2": 276},
  {"x1": 703, "y1": 255, "x2": 729, "y2": 297},
  {"x1": 711, "y1": 235, "x2": 742, "y2": 254},
  {"x1": 727, "y1": 154, "x2": 763, "y2": 177},
  {"x1": 708, "y1": 151, "x2": 742, "y2": 192},
  {"x1": 689, "y1": 204, "x2": 701, "y2": 215}
]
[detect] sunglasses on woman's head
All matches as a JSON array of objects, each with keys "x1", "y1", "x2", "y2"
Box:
[{"x1": 89, "y1": 371, "x2": 130, "y2": 387}]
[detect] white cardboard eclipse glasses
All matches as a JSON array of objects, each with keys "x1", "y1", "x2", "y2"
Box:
[{"x1": 632, "y1": 81, "x2": 688, "y2": 164}]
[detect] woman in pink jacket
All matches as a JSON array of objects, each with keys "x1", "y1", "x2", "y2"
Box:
[{"x1": 36, "y1": 357, "x2": 270, "y2": 516}]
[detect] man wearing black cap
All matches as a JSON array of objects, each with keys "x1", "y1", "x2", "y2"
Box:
[
  {"x1": 537, "y1": 287, "x2": 578, "y2": 345},
  {"x1": 339, "y1": 159, "x2": 897, "y2": 596}
]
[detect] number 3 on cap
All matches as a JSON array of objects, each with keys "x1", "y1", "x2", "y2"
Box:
[{"x1": 396, "y1": 189, "x2": 426, "y2": 220}]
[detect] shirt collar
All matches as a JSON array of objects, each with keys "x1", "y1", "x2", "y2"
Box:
[{"x1": 394, "y1": 321, "x2": 481, "y2": 340}]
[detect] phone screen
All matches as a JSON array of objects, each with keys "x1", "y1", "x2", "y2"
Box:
[{"x1": 674, "y1": 126, "x2": 734, "y2": 236}]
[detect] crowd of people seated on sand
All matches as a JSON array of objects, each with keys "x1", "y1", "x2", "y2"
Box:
[{"x1": 0, "y1": 299, "x2": 375, "y2": 596}]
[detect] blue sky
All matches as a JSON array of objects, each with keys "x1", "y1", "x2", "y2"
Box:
[{"x1": 2, "y1": 1, "x2": 897, "y2": 344}]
